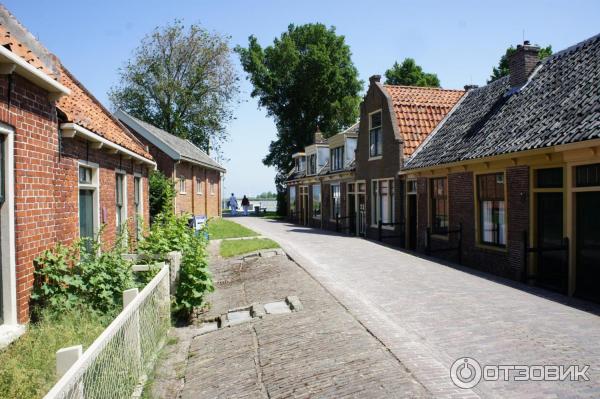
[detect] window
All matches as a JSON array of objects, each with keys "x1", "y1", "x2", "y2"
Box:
[
  {"x1": 289, "y1": 186, "x2": 296, "y2": 212},
  {"x1": 210, "y1": 179, "x2": 215, "y2": 195},
  {"x1": 134, "y1": 176, "x2": 142, "y2": 240},
  {"x1": 575, "y1": 163, "x2": 600, "y2": 187},
  {"x1": 179, "y1": 176, "x2": 186, "y2": 194},
  {"x1": 478, "y1": 173, "x2": 506, "y2": 246},
  {"x1": 430, "y1": 178, "x2": 448, "y2": 234},
  {"x1": 371, "y1": 179, "x2": 394, "y2": 225},
  {"x1": 116, "y1": 172, "x2": 126, "y2": 233},
  {"x1": 407, "y1": 180, "x2": 417, "y2": 194},
  {"x1": 369, "y1": 111, "x2": 383, "y2": 158},
  {"x1": 331, "y1": 184, "x2": 341, "y2": 218},
  {"x1": 330, "y1": 147, "x2": 344, "y2": 171},
  {"x1": 308, "y1": 154, "x2": 317, "y2": 175},
  {"x1": 296, "y1": 157, "x2": 306, "y2": 172},
  {"x1": 536, "y1": 168, "x2": 563, "y2": 188},
  {"x1": 312, "y1": 184, "x2": 321, "y2": 219},
  {"x1": 79, "y1": 164, "x2": 98, "y2": 241}
]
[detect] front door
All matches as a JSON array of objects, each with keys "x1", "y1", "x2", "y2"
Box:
[
  {"x1": 347, "y1": 193, "x2": 356, "y2": 235},
  {"x1": 407, "y1": 194, "x2": 417, "y2": 250},
  {"x1": 358, "y1": 194, "x2": 366, "y2": 237},
  {"x1": 301, "y1": 194, "x2": 309, "y2": 226},
  {"x1": 536, "y1": 192, "x2": 567, "y2": 293},
  {"x1": 575, "y1": 191, "x2": 600, "y2": 302}
]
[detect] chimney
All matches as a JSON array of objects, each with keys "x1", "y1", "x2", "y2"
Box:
[
  {"x1": 508, "y1": 41, "x2": 540, "y2": 88},
  {"x1": 464, "y1": 84, "x2": 479, "y2": 91},
  {"x1": 314, "y1": 126, "x2": 325, "y2": 144},
  {"x1": 369, "y1": 75, "x2": 381, "y2": 85}
]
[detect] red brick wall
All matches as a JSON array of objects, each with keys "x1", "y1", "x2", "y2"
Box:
[
  {"x1": 416, "y1": 168, "x2": 529, "y2": 280},
  {"x1": 0, "y1": 75, "x2": 151, "y2": 323}
]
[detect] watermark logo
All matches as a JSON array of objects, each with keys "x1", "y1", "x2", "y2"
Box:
[
  {"x1": 450, "y1": 357, "x2": 590, "y2": 389},
  {"x1": 450, "y1": 357, "x2": 482, "y2": 389}
]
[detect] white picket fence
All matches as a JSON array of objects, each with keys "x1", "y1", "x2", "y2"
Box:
[{"x1": 44, "y1": 264, "x2": 171, "y2": 399}]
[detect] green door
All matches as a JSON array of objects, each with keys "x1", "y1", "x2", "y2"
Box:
[
  {"x1": 79, "y1": 189, "x2": 94, "y2": 240},
  {"x1": 536, "y1": 192, "x2": 567, "y2": 293},
  {"x1": 576, "y1": 191, "x2": 600, "y2": 302}
]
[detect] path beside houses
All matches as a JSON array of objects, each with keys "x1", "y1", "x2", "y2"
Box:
[
  {"x1": 150, "y1": 239, "x2": 429, "y2": 398},
  {"x1": 233, "y1": 217, "x2": 600, "y2": 398}
]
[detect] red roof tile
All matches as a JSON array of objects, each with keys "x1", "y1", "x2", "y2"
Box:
[
  {"x1": 382, "y1": 85, "x2": 465, "y2": 156},
  {"x1": 56, "y1": 64, "x2": 152, "y2": 159}
]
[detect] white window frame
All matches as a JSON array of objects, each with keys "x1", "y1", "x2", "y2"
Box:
[
  {"x1": 369, "y1": 110, "x2": 383, "y2": 160},
  {"x1": 330, "y1": 183, "x2": 341, "y2": 220},
  {"x1": 179, "y1": 175, "x2": 186, "y2": 194},
  {"x1": 0, "y1": 124, "x2": 18, "y2": 328},
  {"x1": 312, "y1": 184, "x2": 321, "y2": 219},
  {"x1": 210, "y1": 178, "x2": 216, "y2": 196},
  {"x1": 371, "y1": 178, "x2": 395, "y2": 228},
  {"x1": 78, "y1": 160, "x2": 100, "y2": 241},
  {"x1": 115, "y1": 169, "x2": 127, "y2": 233},
  {"x1": 196, "y1": 176, "x2": 203, "y2": 195},
  {"x1": 134, "y1": 173, "x2": 143, "y2": 240}
]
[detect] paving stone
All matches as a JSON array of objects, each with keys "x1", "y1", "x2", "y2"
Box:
[
  {"x1": 234, "y1": 217, "x2": 600, "y2": 399},
  {"x1": 263, "y1": 301, "x2": 291, "y2": 314}
]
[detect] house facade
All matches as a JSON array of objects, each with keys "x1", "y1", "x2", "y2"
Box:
[
  {"x1": 116, "y1": 110, "x2": 225, "y2": 218},
  {"x1": 403, "y1": 37, "x2": 600, "y2": 301},
  {"x1": 0, "y1": 6, "x2": 155, "y2": 331}
]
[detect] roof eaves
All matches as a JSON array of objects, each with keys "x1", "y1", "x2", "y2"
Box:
[{"x1": 115, "y1": 109, "x2": 181, "y2": 161}]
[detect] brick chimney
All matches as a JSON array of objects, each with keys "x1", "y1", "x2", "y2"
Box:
[
  {"x1": 369, "y1": 75, "x2": 381, "y2": 85},
  {"x1": 314, "y1": 126, "x2": 325, "y2": 144},
  {"x1": 508, "y1": 41, "x2": 540, "y2": 88}
]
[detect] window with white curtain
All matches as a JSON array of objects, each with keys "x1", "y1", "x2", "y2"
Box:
[{"x1": 371, "y1": 179, "x2": 394, "y2": 225}]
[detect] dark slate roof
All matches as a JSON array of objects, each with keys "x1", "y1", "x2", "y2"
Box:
[
  {"x1": 287, "y1": 169, "x2": 306, "y2": 181},
  {"x1": 405, "y1": 33, "x2": 600, "y2": 169},
  {"x1": 115, "y1": 110, "x2": 225, "y2": 172}
]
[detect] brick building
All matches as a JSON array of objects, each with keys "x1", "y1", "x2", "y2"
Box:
[
  {"x1": 403, "y1": 36, "x2": 600, "y2": 301},
  {"x1": 116, "y1": 110, "x2": 225, "y2": 218},
  {"x1": 0, "y1": 6, "x2": 155, "y2": 334}
]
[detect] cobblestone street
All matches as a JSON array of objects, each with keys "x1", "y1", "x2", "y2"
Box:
[
  {"x1": 233, "y1": 217, "x2": 600, "y2": 398},
  {"x1": 153, "y1": 241, "x2": 429, "y2": 398}
]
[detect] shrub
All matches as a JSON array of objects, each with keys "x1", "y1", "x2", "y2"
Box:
[
  {"x1": 31, "y1": 235, "x2": 135, "y2": 319},
  {"x1": 138, "y1": 211, "x2": 213, "y2": 319},
  {"x1": 149, "y1": 170, "x2": 176, "y2": 221}
]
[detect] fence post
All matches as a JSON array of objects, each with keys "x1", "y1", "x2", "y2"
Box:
[
  {"x1": 336, "y1": 213, "x2": 339, "y2": 232},
  {"x1": 522, "y1": 230, "x2": 529, "y2": 283},
  {"x1": 457, "y1": 223, "x2": 463, "y2": 265},
  {"x1": 56, "y1": 345, "x2": 82, "y2": 378},
  {"x1": 123, "y1": 288, "x2": 142, "y2": 375},
  {"x1": 378, "y1": 220, "x2": 382, "y2": 242},
  {"x1": 426, "y1": 227, "x2": 431, "y2": 255}
]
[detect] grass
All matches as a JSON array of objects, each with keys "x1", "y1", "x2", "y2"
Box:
[
  {"x1": 260, "y1": 211, "x2": 284, "y2": 220},
  {"x1": 220, "y1": 238, "x2": 280, "y2": 258},
  {"x1": 207, "y1": 218, "x2": 258, "y2": 240},
  {"x1": 0, "y1": 309, "x2": 110, "y2": 399}
]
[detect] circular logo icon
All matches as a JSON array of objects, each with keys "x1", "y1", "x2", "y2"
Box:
[{"x1": 450, "y1": 357, "x2": 482, "y2": 389}]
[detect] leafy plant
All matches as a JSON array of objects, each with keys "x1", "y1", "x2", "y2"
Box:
[
  {"x1": 148, "y1": 170, "x2": 176, "y2": 221},
  {"x1": 138, "y1": 211, "x2": 213, "y2": 319},
  {"x1": 384, "y1": 58, "x2": 440, "y2": 87},
  {"x1": 31, "y1": 234, "x2": 135, "y2": 319}
]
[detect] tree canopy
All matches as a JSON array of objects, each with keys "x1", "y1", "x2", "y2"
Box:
[
  {"x1": 236, "y1": 23, "x2": 362, "y2": 211},
  {"x1": 109, "y1": 20, "x2": 238, "y2": 156},
  {"x1": 488, "y1": 45, "x2": 552, "y2": 83},
  {"x1": 384, "y1": 58, "x2": 440, "y2": 87}
]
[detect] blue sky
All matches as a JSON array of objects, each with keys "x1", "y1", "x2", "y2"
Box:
[{"x1": 5, "y1": 0, "x2": 600, "y2": 196}]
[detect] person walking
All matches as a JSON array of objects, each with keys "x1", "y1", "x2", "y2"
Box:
[
  {"x1": 241, "y1": 195, "x2": 250, "y2": 216},
  {"x1": 228, "y1": 193, "x2": 238, "y2": 216}
]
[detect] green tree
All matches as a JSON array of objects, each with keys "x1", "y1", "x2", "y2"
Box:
[
  {"x1": 384, "y1": 58, "x2": 440, "y2": 87},
  {"x1": 488, "y1": 45, "x2": 552, "y2": 83},
  {"x1": 236, "y1": 23, "x2": 362, "y2": 213},
  {"x1": 109, "y1": 20, "x2": 239, "y2": 155}
]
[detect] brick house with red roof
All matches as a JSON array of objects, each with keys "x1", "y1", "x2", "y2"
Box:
[
  {"x1": 0, "y1": 6, "x2": 155, "y2": 335},
  {"x1": 355, "y1": 75, "x2": 464, "y2": 244}
]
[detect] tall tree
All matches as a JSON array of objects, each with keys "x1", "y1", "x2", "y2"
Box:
[
  {"x1": 488, "y1": 45, "x2": 552, "y2": 83},
  {"x1": 236, "y1": 23, "x2": 362, "y2": 213},
  {"x1": 384, "y1": 58, "x2": 440, "y2": 87},
  {"x1": 109, "y1": 20, "x2": 238, "y2": 156}
]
